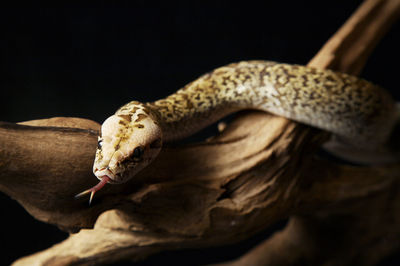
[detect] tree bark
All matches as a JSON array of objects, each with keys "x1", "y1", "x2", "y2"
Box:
[{"x1": 1, "y1": 0, "x2": 399, "y2": 265}]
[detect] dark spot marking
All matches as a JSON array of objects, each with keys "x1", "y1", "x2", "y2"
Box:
[
  {"x1": 115, "y1": 143, "x2": 120, "y2": 150},
  {"x1": 326, "y1": 76, "x2": 336, "y2": 82},
  {"x1": 119, "y1": 114, "x2": 132, "y2": 122},
  {"x1": 142, "y1": 106, "x2": 153, "y2": 116},
  {"x1": 134, "y1": 124, "x2": 145, "y2": 128},
  {"x1": 119, "y1": 120, "x2": 127, "y2": 126},
  {"x1": 131, "y1": 107, "x2": 140, "y2": 113},
  {"x1": 309, "y1": 68, "x2": 317, "y2": 74},
  {"x1": 135, "y1": 113, "x2": 148, "y2": 122},
  {"x1": 120, "y1": 154, "x2": 141, "y2": 165},
  {"x1": 186, "y1": 101, "x2": 193, "y2": 109}
]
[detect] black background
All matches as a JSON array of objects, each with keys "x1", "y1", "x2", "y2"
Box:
[{"x1": 1, "y1": 2, "x2": 399, "y2": 265}]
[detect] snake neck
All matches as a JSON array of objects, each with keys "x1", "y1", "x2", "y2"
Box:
[{"x1": 146, "y1": 60, "x2": 397, "y2": 147}]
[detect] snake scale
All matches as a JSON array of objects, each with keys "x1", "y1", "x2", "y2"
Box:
[{"x1": 76, "y1": 60, "x2": 399, "y2": 203}]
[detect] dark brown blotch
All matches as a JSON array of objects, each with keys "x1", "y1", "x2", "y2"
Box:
[
  {"x1": 118, "y1": 114, "x2": 132, "y2": 122},
  {"x1": 326, "y1": 75, "x2": 336, "y2": 82},
  {"x1": 134, "y1": 124, "x2": 145, "y2": 129},
  {"x1": 186, "y1": 101, "x2": 193, "y2": 109},
  {"x1": 135, "y1": 113, "x2": 148, "y2": 122},
  {"x1": 120, "y1": 154, "x2": 142, "y2": 165},
  {"x1": 142, "y1": 106, "x2": 153, "y2": 116},
  {"x1": 131, "y1": 107, "x2": 140, "y2": 113}
]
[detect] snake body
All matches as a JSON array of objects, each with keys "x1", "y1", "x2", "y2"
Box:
[
  {"x1": 148, "y1": 61, "x2": 396, "y2": 144},
  {"x1": 76, "y1": 61, "x2": 398, "y2": 202}
]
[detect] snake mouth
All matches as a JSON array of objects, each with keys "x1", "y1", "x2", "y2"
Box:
[{"x1": 94, "y1": 167, "x2": 117, "y2": 183}]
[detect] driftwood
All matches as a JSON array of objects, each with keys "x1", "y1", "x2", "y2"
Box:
[{"x1": 1, "y1": 0, "x2": 399, "y2": 265}]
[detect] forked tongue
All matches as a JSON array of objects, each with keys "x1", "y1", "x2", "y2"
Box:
[{"x1": 75, "y1": 175, "x2": 111, "y2": 205}]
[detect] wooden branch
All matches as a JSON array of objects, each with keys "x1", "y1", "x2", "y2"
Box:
[
  {"x1": 309, "y1": 0, "x2": 400, "y2": 74},
  {"x1": 1, "y1": 0, "x2": 399, "y2": 265}
]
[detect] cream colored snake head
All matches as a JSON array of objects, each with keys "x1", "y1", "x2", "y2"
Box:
[
  {"x1": 76, "y1": 60, "x2": 399, "y2": 204},
  {"x1": 75, "y1": 102, "x2": 163, "y2": 204}
]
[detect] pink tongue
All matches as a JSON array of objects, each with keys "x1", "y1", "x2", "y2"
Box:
[
  {"x1": 75, "y1": 175, "x2": 111, "y2": 205},
  {"x1": 91, "y1": 175, "x2": 111, "y2": 192}
]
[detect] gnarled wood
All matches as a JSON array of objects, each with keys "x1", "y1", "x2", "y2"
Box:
[{"x1": 0, "y1": 0, "x2": 399, "y2": 265}]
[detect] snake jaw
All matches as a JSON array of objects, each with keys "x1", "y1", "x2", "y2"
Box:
[{"x1": 75, "y1": 175, "x2": 111, "y2": 205}]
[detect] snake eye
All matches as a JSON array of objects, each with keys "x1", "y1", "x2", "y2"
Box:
[
  {"x1": 97, "y1": 139, "x2": 103, "y2": 149},
  {"x1": 133, "y1": 146, "x2": 144, "y2": 160}
]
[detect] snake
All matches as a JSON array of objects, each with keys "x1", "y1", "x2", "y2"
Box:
[{"x1": 75, "y1": 60, "x2": 399, "y2": 204}]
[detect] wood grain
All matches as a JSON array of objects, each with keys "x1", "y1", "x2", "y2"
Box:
[{"x1": 0, "y1": 0, "x2": 399, "y2": 265}]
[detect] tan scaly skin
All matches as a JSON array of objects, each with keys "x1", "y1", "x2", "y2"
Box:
[{"x1": 75, "y1": 61, "x2": 399, "y2": 204}]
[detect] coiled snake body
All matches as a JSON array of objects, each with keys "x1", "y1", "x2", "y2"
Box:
[{"x1": 76, "y1": 61, "x2": 399, "y2": 203}]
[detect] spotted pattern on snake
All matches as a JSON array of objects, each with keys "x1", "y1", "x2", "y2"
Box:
[
  {"x1": 76, "y1": 60, "x2": 398, "y2": 203},
  {"x1": 149, "y1": 61, "x2": 395, "y2": 144}
]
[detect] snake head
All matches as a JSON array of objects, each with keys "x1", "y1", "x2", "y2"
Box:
[
  {"x1": 93, "y1": 103, "x2": 163, "y2": 184},
  {"x1": 76, "y1": 103, "x2": 162, "y2": 204}
]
